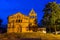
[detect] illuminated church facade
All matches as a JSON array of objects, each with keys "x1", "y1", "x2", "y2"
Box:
[{"x1": 7, "y1": 9, "x2": 37, "y2": 33}]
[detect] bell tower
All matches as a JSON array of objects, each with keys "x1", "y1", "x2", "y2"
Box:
[{"x1": 29, "y1": 9, "x2": 37, "y2": 26}]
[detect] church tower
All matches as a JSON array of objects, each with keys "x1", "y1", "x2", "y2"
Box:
[{"x1": 29, "y1": 9, "x2": 37, "y2": 26}]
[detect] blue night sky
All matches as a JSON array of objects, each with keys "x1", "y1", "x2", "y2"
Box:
[{"x1": 0, "y1": 0, "x2": 60, "y2": 24}]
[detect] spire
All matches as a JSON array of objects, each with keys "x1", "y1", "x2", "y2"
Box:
[{"x1": 29, "y1": 9, "x2": 37, "y2": 16}]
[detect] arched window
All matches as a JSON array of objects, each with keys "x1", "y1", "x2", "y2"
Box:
[{"x1": 16, "y1": 20, "x2": 22, "y2": 23}]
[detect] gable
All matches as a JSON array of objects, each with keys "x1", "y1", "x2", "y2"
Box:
[{"x1": 8, "y1": 12, "x2": 25, "y2": 19}]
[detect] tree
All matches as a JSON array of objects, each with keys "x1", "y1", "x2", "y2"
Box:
[
  {"x1": 32, "y1": 18, "x2": 38, "y2": 32},
  {"x1": 0, "y1": 19, "x2": 3, "y2": 33},
  {"x1": 0, "y1": 19, "x2": 7, "y2": 33},
  {"x1": 0, "y1": 19, "x2": 3, "y2": 26},
  {"x1": 28, "y1": 18, "x2": 38, "y2": 32},
  {"x1": 41, "y1": 2, "x2": 60, "y2": 34}
]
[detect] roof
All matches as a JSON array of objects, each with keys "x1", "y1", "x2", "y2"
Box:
[{"x1": 7, "y1": 9, "x2": 37, "y2": 19}]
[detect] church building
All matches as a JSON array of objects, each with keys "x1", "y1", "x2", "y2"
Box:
[{"x1": 7, "y1": 9, "x2": 37, "y2": 33}]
